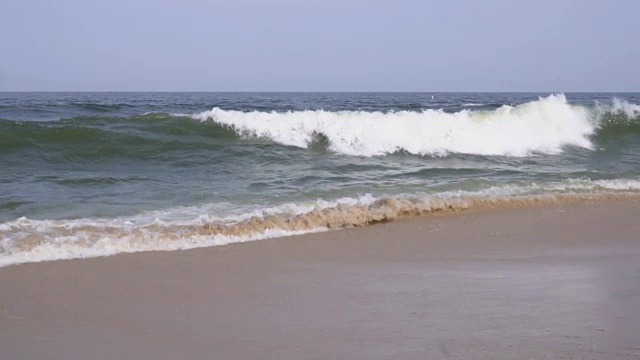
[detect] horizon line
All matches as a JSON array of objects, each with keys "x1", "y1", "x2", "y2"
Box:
[{"x1": 1, "y1": 90, "x2": 638, "y2": 93}]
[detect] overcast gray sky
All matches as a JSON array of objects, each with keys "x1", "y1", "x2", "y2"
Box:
[{"x1": 0, "y1": 0, "x2": 638, "y2": 91}]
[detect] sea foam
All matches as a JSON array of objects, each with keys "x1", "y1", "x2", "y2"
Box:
[
  {"x1": 192, "y1": 94, "x2": 598, "y2": 157},
  {"x1": 2, "y1": 179, "x2": 640, "y2": 267}
]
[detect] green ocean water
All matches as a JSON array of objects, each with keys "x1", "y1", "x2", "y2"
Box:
[{"x1": 1, "y1": 92, "x2": 639, "y2": 265}]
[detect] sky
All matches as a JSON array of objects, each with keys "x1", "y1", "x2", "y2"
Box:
[{"x1": 0, "y1": 0, "x2": 638, "y2": 92}]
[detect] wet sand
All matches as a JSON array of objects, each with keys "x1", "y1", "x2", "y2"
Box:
[{"x1": 1, "y1": 200, "x2": 640, "y2": 359}]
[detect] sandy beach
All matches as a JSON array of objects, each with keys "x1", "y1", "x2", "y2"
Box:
[{"x1": 1, "y1": 199, "x2": 640, "y2": 359}]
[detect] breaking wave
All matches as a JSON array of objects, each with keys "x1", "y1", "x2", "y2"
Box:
[
  {"x1": 2, "y1": 178, "x2": 640, "y2": 267},
  {"x1": 193, "y1": 94, "x2": 640, "y2": 157},
  {"x1": 2, "y1": 94, "x2": 639, "y2": 159}
]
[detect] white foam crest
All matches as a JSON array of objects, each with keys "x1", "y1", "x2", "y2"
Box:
[
  {"x1": 610, "y1": 98, "x2": 640, "y2": 119},
  {"x1": 593, "y1": 98, "x2": 640, "y2": 123},
  {"x1": 0, "y1": 194, "x2": 381, "y2": 267},
  {"x1": 0, "y1": 227, "x2": 326, "y2": 268},
  {"x1": 2, "y1": 179, "x2": 640, "y2": 267},
  {"x1": 408, "y1": 178, "x2": 640, "y2": 202},
  {"x1": 537, "y1": 178, "x2": 640, "y2": 192},
  {"x1": 192, "y1": 94, "x2": 595, "y2": 157},
  {"x1": 117, "y1": 194, "x2": 380, "y2": 228}
]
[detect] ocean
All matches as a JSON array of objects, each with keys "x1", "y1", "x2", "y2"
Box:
[{"x1": 1, "y1": 92, "x2": 639, "y2": 266}]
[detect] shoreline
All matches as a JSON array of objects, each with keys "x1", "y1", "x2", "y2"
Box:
[
  {"x1": 2, "y1": 199, "x2": 640, "y2": 359},
  {"x1": 3, "y1": 192, "x2": 640, "y2": 268}
]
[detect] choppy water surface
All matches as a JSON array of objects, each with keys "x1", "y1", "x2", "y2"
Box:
[{"x1": 1, "y1": 92, "x2": 639, "y2": 265}]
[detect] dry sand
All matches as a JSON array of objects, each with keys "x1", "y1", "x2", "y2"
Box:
[{"x1": 1, "y1": 200, "x2": 640, "y2": 359}]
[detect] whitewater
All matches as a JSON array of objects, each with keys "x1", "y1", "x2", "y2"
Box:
[
  {"x1": 192, "y1": 94, "x2": 639, "y2": 157},
  {"x1": 1, "y1": 92, "x2": 640, "y2": 266}
]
